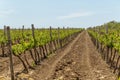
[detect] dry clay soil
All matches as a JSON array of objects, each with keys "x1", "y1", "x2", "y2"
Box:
[
  {"x1": 24, "y1": 31, "x2": 116, "y2": 80},
  {"x1": 1, "y1": 31, "x2": 117, "y2": 80}
]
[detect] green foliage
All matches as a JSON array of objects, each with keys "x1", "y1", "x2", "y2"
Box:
[
  {"x1": 88, "y1": 21, "x2": 120, "y2": 54},
  {"x1": 1, "y1": 28, "x2": 82, "y2": 56}
]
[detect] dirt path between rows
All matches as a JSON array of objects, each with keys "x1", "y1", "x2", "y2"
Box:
[
  {"x1": 18, "y1": 31, "x2": 117, "y2": 80},
  {"x1": 48, "y1": 31, "x2": 117, "y2": 80},
  {"x1": 27, "y1": 31, "x2": 82, "y2": 80}
]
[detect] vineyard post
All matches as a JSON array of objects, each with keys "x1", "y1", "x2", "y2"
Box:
[
  {"x1": 31, "y1": 24, "x2": 39, "y2": 64},
  {"x1": 63, "y1": 27, "x2": 65, "y2": 46},
  {"x1": 7, "y1": 26, "x2": 15, "y2": 80},
  {"x1": 22, "y1": 25, "x2": 24, "y2": 38},
  {"x1": 98, "y1": 27, "x2": 101, "y2": 52},
  {"x1": 4, "y1": 25, "x2": 7, "y2": 39},
  {"x1": 67, "y1": 27, "x2": 70, "y2": 41},
  {"x1": 95, "y1": 27, "x2": 98, "y2": 48},
  {"x1": 32, "y1": 24, "x2": 36, "y2": 44},
  {"x1": 49, "y1": 26, "x2": 53, "y2": 53},
  {"x1": 105, "y1": 24, "x2": 109, "y2": 62},
  {"x1": 50, "y1": 26, "x2": 52, "y2": 41},
  {"x1": 58, "y1": 27, "x2": 61, "y2": 48},
  {"x1": 1, "y1": 25, "x2": 7, "y2": 57},
  {"x1": 69, "y1": 27, "x2": 72, "y2": 41}
]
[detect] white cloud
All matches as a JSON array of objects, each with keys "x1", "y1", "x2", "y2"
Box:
[
  {"x1": 0, "y1": 9, "x2": 14, "y2": 17},
  {"x1": 57, "y1": 12, "x2": 94, "y2": 20}
]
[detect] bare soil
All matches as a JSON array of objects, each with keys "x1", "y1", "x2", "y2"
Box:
[
  {"x1": 27, "y1": 31, "x2": 116, "y2": 80},
  {"x1": 47, "y1": 31, "x2": 117, "y2": 80},
  {"x1": 0, "y1": 31, "x2": 117, "y2": 80}
]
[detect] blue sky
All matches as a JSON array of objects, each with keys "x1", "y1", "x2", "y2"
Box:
[{"x1": 0, "y1": 0, "x2": 120, "y2": 29}]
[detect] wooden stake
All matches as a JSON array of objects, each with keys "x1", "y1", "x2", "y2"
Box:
[
  {"x1": 31, "y1": 24, "x2": 36, "y2": 45},
  {"x1": 49, "y1": 26, "x2": 53, "y2": 53},
  {"x1": 22, "y1": 25, "x2": 24, "y2": 38},
  {"x1": 58, "y1": 27, "x2": 60, "y2": 48},
  {"x1": 50, "y1": 26, "x2": 52, "y2": 41},
  {"x1": 7, "y1": 26, "x2": 14, "y2": 80},
  {"x1": 4, "y1": 25, "x2": 7, "y2": 39}
]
